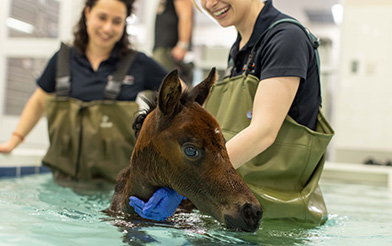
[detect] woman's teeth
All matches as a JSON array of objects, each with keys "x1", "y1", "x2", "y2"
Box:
[{"x1": 213, "y1": 7, "x2": 229, "y2": 17}]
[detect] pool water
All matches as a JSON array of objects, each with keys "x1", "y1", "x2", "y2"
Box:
[{"x1": 0, "y1": 174, "x2": 391, "y2": 246}]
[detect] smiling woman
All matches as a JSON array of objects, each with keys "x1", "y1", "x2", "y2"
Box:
[
  {"x1": 0, "y1": 0, "x2": 168, "y2": 185},
  {"x1": 73, "y1": 0, "x2": 134, "y2": 69},
  {"x1": 83, "y1": 0, "x2": 127, "y2": 69},
  {"x1": 175, "y1": 0, "x2": 335, "y2": 226}
]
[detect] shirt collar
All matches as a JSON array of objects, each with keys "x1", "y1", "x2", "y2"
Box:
[
  {"x1": 72, "y1": 42, "x2": 120, "y2": 65},
  {"x1": 107, "y1": 43, "x2": 120, "y2": 62},
  {"x1": 248, "y1": 0, "x2": 281, "y2": 47},
  {"x1": 231, "y1": 0, "x2": 281, "y2": 54}
]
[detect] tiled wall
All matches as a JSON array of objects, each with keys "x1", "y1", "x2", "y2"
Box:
[{"x1": 0, "y1": 165, "x2": 51, "y2": 178}]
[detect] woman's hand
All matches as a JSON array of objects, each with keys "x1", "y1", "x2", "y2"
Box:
[
  {"x1": 171, "y1": 45, "x2": 187, "y2": 62},
  {"x1": 0, "y1": 134, "x2": 23, "y2": 153},
  {"x1": 0, "y1": 140, "x2": 18, "y2": 153}
]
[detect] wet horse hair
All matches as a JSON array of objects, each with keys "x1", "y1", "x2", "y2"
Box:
[{"x1": 109, "y1": 68, "x2": 262, "y2": 232}]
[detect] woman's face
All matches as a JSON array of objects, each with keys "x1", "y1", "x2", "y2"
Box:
[
  {"x1": 85, "y1": 0, "x2": 127, "y2": 51},
  {"x1": 200, "y1": 0, "x2": 252, "y2": 28}
]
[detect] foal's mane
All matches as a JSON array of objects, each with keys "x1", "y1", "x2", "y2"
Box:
[{"x1": 132, "y1": 89, "x2": 193, "y2": 138}]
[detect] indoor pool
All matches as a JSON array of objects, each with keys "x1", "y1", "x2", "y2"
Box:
[{"x1": 1, "y1": 174, "x2": 391, "y2": 246}]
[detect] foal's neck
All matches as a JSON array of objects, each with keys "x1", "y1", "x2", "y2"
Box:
[
  {"x1": 125, "y1": 167, "x2": 157, "y2": 203},
  {"x1": 124, "y1": 123, "x2": 163, "y2": 203}
]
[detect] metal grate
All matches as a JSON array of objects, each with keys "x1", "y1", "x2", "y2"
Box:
[
  {"x1": 7, "y1": 0, "x2": 60, "y2": 38},
  {"x1": 4, "y1": 57, "x2": 48, "y2": 115}
]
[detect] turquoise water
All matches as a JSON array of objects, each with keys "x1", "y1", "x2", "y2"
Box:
[{"x1": 1, "y1": 174, "x2": 392, "y2": 246}]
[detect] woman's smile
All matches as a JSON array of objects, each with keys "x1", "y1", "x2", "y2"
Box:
[
  {"x1": 213, "y1": 6, "x2": 230, "y2": 18},
  {"x1": 97, "y1": 32, "x2": 113, "y2": 42}
]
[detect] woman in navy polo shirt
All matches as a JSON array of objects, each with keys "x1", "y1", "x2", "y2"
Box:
[
  {"x1": 130, "y1": 0, "x2": 334, "y2": 225},
  {"x1": 0, "y1": 0, "x2": 167, "y2": 184}
]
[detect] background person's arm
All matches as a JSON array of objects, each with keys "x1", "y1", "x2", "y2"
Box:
[
  {"x1": 172, "y1": 0, "x2": 193, "y2": 61},
  {"x1": 0, "y1": 87, "x2": 47, "y2": 153}
]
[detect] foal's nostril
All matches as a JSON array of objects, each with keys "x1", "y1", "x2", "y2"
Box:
[
  {"x1": 240, "y1": 203, "x2": 263, "y2": 231},
  {"x1": 224, "y1": 203, "x2": 263, "y2": 232}
]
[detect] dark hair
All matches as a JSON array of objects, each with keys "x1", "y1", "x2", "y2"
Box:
[{"x1": 73, "y1": 0, "x2": 135, "y2": 56}]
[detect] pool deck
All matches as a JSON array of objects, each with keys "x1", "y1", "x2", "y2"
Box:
[
  {"x1": 0, "y1": 148, "x2": 50, "y2": 177},
  {"x1": 1, "y1": 149, "x2": 392, "y2": 196},
  {"x1": 322, "y1": 162, "x2": 392, "y2": 197}
]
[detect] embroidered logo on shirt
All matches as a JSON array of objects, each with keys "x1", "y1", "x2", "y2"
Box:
[
  {"x1": 100, "y1": 115, "x2": 113, "y2": 128},
  {"x1": 123, "y1": 75, "x2": 134, "y2": 85},
  {"x1": 247, "y1": 110, "x2": 252, "y2": 120}
]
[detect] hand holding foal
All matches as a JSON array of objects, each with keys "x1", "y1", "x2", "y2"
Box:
[{"x1": 129, "y1": 187, "x2": 186, "y2": 221}]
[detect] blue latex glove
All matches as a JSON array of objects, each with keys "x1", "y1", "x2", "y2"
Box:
[{"x1": 129, "y1": 187, "x2": 186, "y2": 221}]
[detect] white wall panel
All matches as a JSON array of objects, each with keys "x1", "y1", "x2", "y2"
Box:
[
  {"x1": 334, "y1": 0, "x2": 392, "y2": 162},
  {"x1": 0, "y1": 0, "x2": 82, "y2": 149}
]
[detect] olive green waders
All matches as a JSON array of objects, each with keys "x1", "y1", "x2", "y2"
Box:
[
  {"x1": 42, "y1": 43, "x2": 142, "y2": 182},
  {"x1": 43, "y1": 97, "x2": 139, "y2": 182},
  {"x1": 204, "y1": 19, "x2": 334, "y2": 224},
  {"x1": 205, "y1": 74, "x2": 334, "y2": 224}
]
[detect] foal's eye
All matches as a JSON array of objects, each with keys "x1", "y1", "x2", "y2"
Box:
[
  {"x1": 182, "y1": 144, "x2": 201, "y2": 160},
  {"x1": 184, "y1": 147, "x2": 198, "y2": 157}
]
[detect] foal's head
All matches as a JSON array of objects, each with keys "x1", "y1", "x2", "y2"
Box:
[{"x1": 123, "y1": 68, "x2": 262, "y2": 232}]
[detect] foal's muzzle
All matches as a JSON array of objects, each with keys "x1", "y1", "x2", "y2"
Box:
[{"x1": 224, "y1": 203, "x2": 263, "y2": 232}]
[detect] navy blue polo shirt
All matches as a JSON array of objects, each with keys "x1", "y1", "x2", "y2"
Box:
[
  {"x1": 228, "y1": 0, "x2": 321, "y2": 130},
  {"x1": 37, "y1": 45, "x2": 167, "y2": 101}
]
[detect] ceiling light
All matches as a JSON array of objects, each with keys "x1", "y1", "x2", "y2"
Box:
[
  {"x1": 332, "y1": 4, "x2": 343, "y2": 25},
  {"x1": 6, "y1": 18, "x2": 34, "y2": 34}
]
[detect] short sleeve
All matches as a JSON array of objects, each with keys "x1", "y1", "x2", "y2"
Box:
[
  {"x1": 37, "y1": 52, "x2": 58, "y2": 93},
  {"x1": 258, "y1": 24, "x2": 313, "y2": 81}
]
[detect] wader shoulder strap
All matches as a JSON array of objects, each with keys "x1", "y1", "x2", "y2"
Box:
[
  {"x1": 56, "y1": 42, "x2": 72, "y2": 97},
  {"x1": 104, "y1": 50, "x2": 139, "y2": 100},
  {"x1": 244, "y1": 18, "x2": 321, "y2": 75}
]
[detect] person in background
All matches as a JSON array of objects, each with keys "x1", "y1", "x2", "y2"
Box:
[
  {"x1": 0, "y1": 0, "x2": 167, "y2": 186},
  {"x1": 129, "y1": 0, "x2": 334, "y2": 225},
  {"x1": 153, "y1": 0, "x2": 194, "y2": 85}
]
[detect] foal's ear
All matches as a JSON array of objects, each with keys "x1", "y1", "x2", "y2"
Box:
[
  {"x1": 158, "y1": 69, "x2": 182, "y2": 116},
  {"x1": 191, "y1": 67, "x2": 216, "y2": 106}
]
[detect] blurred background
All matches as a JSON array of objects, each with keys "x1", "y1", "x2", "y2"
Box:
[{"x1": 0, "y1": 0, "x2": 391, "y2": 165}]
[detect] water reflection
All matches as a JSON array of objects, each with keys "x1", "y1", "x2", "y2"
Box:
[
  {"x1": 37, "y1": 175, "x2": 322, "y2": 245},
  {"x1": 2, "y1": 174, "x2": 392, "y2": 245},
  {"x1": 104, "y1": 210, "x2": 321, "y2": 245}
]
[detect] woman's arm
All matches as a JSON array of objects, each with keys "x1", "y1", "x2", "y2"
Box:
[
  {"x1": 172, "y1": 0, "x2": 193, "y2": 61},
  {"x1": 227, "y1": 76, "x2": 300, "y2": 169},
  {"x1": 0, "y1": 87, "x2": 48, "y2": 153}
]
